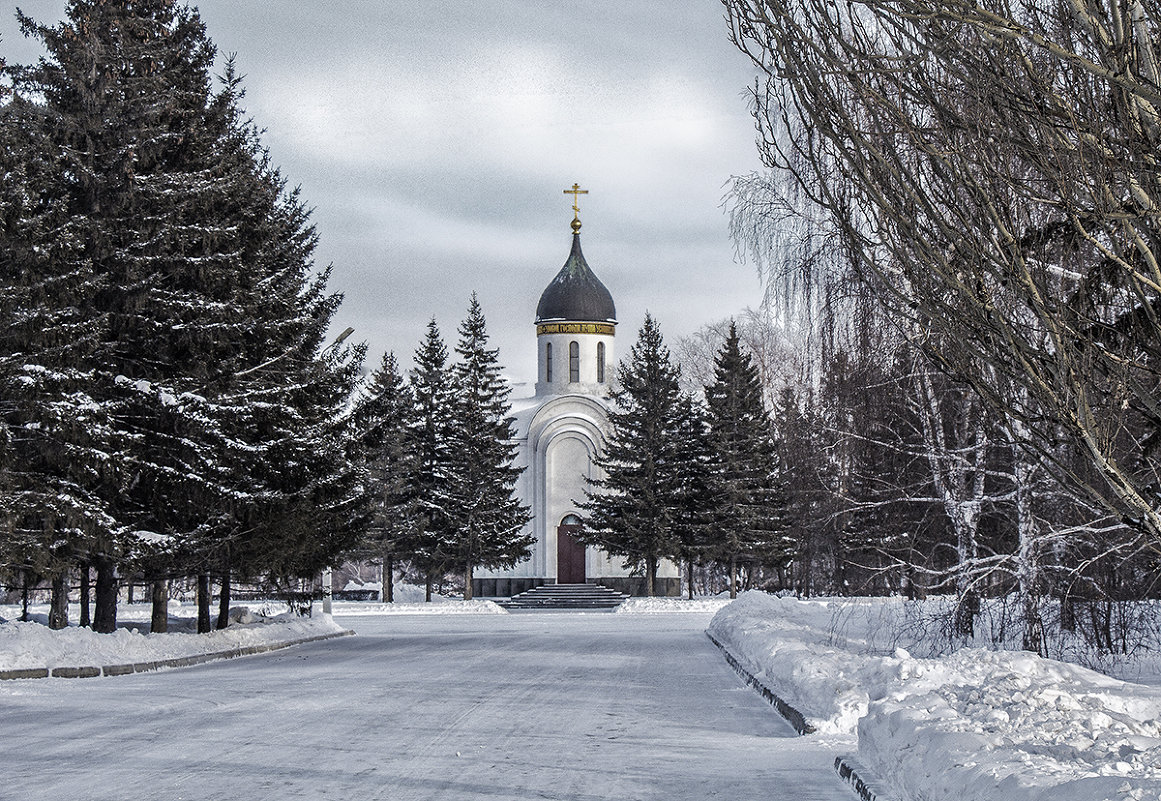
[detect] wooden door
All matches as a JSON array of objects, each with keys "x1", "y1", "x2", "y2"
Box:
[{"x1": 556, "y1": 524, "x2": 586, "y2": 584}]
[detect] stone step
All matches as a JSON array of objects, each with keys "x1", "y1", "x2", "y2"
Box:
[
  {"x1": 510, "y1": 582, "x2": 626, "y2": 594},
  {"x1": 504, "y1": 598, "x2": 626, "y2": 604},
  {"x1": 515, "y1": 587, "x2": 626, "y2": 592},
  {"x1": 503, "y1": 599, "x2": 622, "y2": 603},
  {"x1": 499, "y1": 582, "x2": 629, "y2": 611}
]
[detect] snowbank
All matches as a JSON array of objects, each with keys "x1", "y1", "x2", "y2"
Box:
[
  {"x1": 708, "y1": 592, "x2": 898, "y2": 733},
  {"x1": 0, "y1": 610, "x2": 345, "y2": 673},
  {"x1": 330, "y1": 600, "x2": 506, "y2": 615},
  {"x1": 708, "y1": 591, "x2": 1161, "y2": 801},
  {"x1": 333, "y1": 581, "x2": 507, "y2": 612},
  {"x1": 615, "y1": 597, "x2": 732, "y2": 615}
]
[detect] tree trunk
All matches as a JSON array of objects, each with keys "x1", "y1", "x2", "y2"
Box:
[
  {"x1": 93, "y1": 555, "x2": 118, "y2": 633},
  {"x1": 1061, "y1": 594, "x2": 1076, "y2": 632},
  {"x1": 425, "y1": 574, "x2": 433, "y2": 603},
  {"x1": 49, "y1": 572, "x2": 69, "y2": 630},
  {"x1": 127, "y1": 580, "x2": 135, "y2": 605},
  {"x1": 729, "y1": 554, "x2": 738, "y2": 599},
  {"x1": 151, "y1": 578, "x2": 169, "y2": 633},
  {"x1": 20, "y1": 570, "x2": 30, "y2": 622},
  {"x1": 384, "y1": 553, "x2": 394, "y2": 603},
  {"x1": 196, "y1": 573, "x2": 211, "y2": 633},
  {"x1": 646, "y1": 555, "x2": 657, "y2": 597},
  {"x1": 954, "y1": 590, "x2": 979, "y2": 638},
  {"x1": 686, "y1": 559, "x2": 694, "y2": 600},
  {"x1": 463, "y1": 563, "x2": 473, "y2": 601},
  {"x1": 79, "y1": 561, "x2": 91, "y2": 627},
  {"x1": 216, "y1": 567, "x2": 231, "y2": 629},
  {"x1": 1012, "y1": 441, "x2": 1045, "y2": 655}
]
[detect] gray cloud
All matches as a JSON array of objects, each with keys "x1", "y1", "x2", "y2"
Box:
[{"x1": 1, "y1": 1, "x2": 765, "y2": 387}]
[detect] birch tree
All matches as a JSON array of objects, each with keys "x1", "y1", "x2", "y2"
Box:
[{"x1": 725, "y1": 0, "x2": 1161, "y2": 549}]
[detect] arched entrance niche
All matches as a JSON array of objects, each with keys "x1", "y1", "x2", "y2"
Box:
[{"x1": 557, "y1": 513, "x2": 586, "y2": 584}]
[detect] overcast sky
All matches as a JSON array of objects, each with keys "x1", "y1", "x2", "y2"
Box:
[{"x1": 2, "y1": 2, "x2": 766, "y2": 392}]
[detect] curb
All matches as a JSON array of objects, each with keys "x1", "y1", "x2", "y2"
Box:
[
  {"x1": 834, "y1": 756, "x2": 893, "y2": 801},
  {"x1": 0, "y1": 629, "x2": 354, "y2": 681},
  {"x1": 705, "y1": 631, "x2": 816, "y2": 735},
  {"x1": 706, "y1": 633, "x2": 897, "y2": 801}
]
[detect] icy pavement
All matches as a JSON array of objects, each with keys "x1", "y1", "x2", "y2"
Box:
[{"x1": 3, "y1": 612, "x2": 852, "y2": 801}]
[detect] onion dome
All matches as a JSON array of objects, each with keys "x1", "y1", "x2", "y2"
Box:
[{"x1": 535, "y1": 234, "x2": 616, "y2": 324}]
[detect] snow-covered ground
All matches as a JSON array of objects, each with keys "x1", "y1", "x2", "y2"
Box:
[
  {"x1": 0, "y1": 587, "x2": 520, "y2": 672},
  {"x1": 0, "y1": 592, "x2": 730, "y2": 674},
  {"x1": 12, "y1": 588, "x2": 1158, "y2": 800},
  {"x1": 1, "y1": 613, "x2": 852, "y2": 801},
  {"x1": 331, "y1": 600, "x2": 507, "y2": 614},
  {"x1": 0, "y1": 602, "x2": 345, "y2": 672},
  {"x1": 615, "y1": 596, "x2": 733, "y2": 615},
  {"x1": 709, "y1": 592, "x2": 1161, "y2": 801}
]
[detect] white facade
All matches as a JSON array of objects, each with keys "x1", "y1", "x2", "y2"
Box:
[
  {"x1": 474, "y1": 386, "x2": 680, "y2": 597},
  {"x1": 485, "y1": 394, "x2": 623, "y2": 581},
  {"x1": 534, "y1": 330, "x2": 613, "y2": 397},
  {"x1": 473, "y1": 232, "x2": 680, "y2": 597}
]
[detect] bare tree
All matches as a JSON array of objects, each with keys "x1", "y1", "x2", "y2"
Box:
[
  {"x1": 676, "y1": 308, "x2": 806, "y2": 409},
  {"x1": 724, "y1": 0, "x2": 1161, "y2": 548}
]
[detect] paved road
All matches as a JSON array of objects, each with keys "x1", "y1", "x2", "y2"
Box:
[{"x1": 4, "y1": 613, "x2": 853, "y2": 800}]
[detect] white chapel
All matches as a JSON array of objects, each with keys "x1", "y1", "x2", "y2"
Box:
[{"x1": 472, "y1": 187, "x2": 680, "y2": 598}]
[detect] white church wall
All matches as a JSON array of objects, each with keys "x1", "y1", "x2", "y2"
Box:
[
  {"x1": 475, "y1": 383, "x2": 680, "y2": 595},
  {"x1": 544, "y1": 432, "x2": 591, "y2": 578},
  {"x1": 531, "y1": 405, "x2": 605, "y2": 579},
  {"x1": 534, "y1": 331, "x2": 614, "y2": 397}
]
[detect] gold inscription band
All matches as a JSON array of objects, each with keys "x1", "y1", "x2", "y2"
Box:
[{"x1": 537, "y1": 322, "x2": 616, "y2": 336}]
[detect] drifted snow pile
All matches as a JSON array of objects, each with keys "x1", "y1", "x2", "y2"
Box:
[
  {"x1": 708, "y1": 591, "x2": 1161, "y2": 801},
  {"x1": 0, "y1": 611, "x2": 345, "y2": 672},
  {"x1": 329, "y1": 600, "x2": 506, "y2": 615},
  {"x1": 614, "y1": 597, "x2": 732, "y2": 615},
  {"x1": 332, "y1": 581, "x2": 507, "y2": 614},
  {"x1": 708, "y1": 592, "x2": 902, "y2": 733}
]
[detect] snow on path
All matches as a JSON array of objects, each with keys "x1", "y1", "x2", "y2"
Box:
[
  {"x1": 0, "y1": 611, "x2": 345, "y2": 672},
  {"x1": 2, "y1": 612, "x2": 853, "y2": 801},
  {"x1": 709, "y1": 592, "x2": 1161, "y2": 801},
  {"x1": 614, "y1": 596, "x2": 733, "y2": 615}
]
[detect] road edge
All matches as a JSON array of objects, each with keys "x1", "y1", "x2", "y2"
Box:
[
  {"x1": 704, "y1": 630, "x2": 816, "y2": 735},
  {"x1": 704, "y1": 631, "x2": 896, "y2": 800},
  {"x1": 0, "y1": 628, "x2": 355, "y2": 680},
  {"x1": 834, "y1": 755, "x2": 894, "y2": 801}
]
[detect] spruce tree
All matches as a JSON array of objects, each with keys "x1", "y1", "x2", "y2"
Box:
[
  {"x1": 237, "y1": 320, "x2": 368, "y2": 607},
  {"x1": 579, "y1": 313, "x2": 685, "y2": 596},
  {"x1": 670, "y1": 392, "x2": 714, "y2": 599},
  {"x1": 704, "y1": 322, "x2": 790, "y2": 598},
  {"x1": 0, "y1": 56, "x2": 111, "y2": 626},
  {"x1": 771, "y1": 385, "x2": 825, "y2": 594},
  {"x1": 405, "y1": 320, "x2": 457, "y2": 600},
  {"x1": 448, "y1": 295, "x2": 532, "y2": 600},
  {"x1": 353, "y1": 351, "x2": 418, "y2": 602},
  {"x1": 6, "y1": 1, "x2": 365, "y2": 628}
]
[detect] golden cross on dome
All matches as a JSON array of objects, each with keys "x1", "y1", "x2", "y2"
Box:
[{"x1": 563, "y1": 182, "x2": 588, "y2": 233}]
